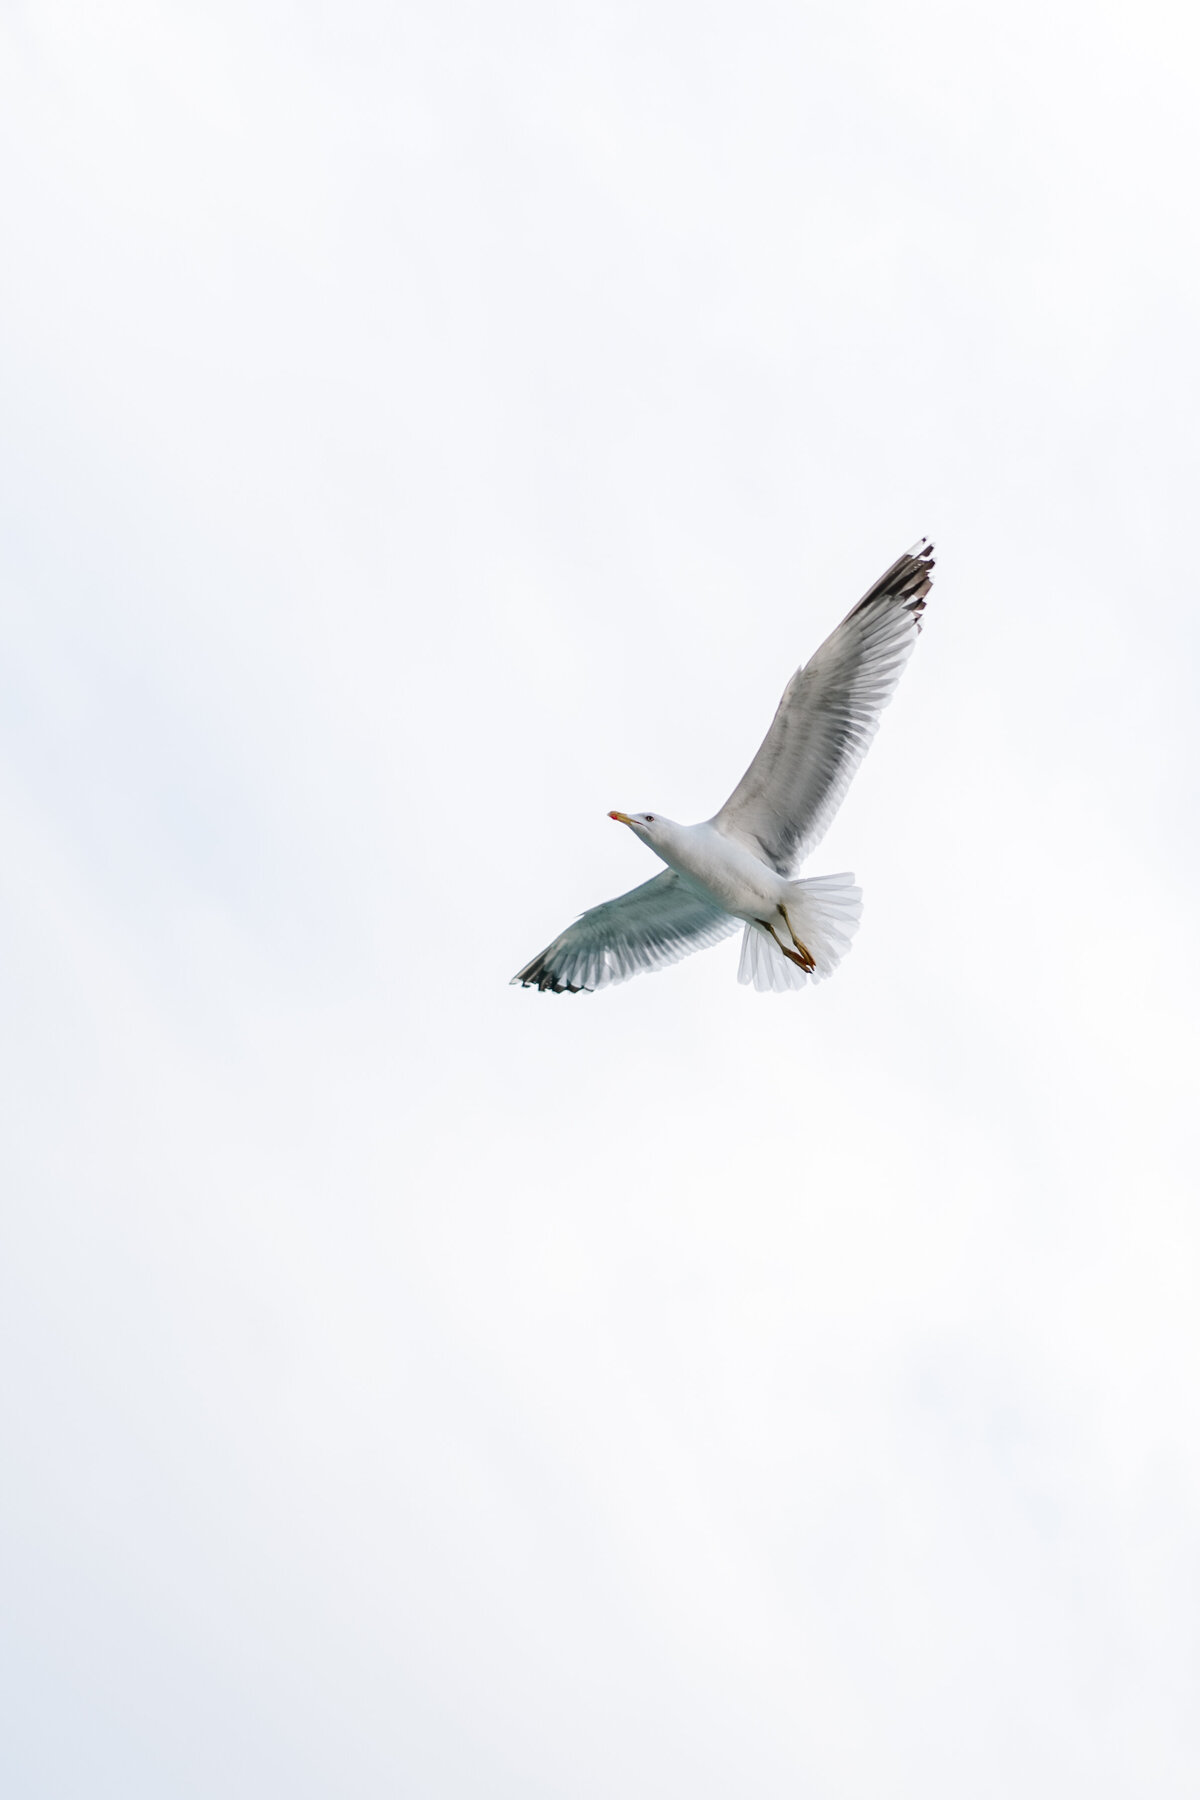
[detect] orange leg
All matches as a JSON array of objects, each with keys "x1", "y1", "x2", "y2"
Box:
[
  {"x1": 756, "y1": 918, "x2": 810, "y2": 971},
  {"x1": 779, "y1": 904, "x2": 816, "y2": 972}
]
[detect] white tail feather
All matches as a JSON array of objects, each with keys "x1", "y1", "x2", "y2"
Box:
[{"x1": 736, "y1": 872, "x2": 863, "y2": 993}]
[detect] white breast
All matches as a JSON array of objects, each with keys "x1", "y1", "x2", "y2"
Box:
[{"x1": 657, "y1": 821, "x2": 784, "y2": 919}]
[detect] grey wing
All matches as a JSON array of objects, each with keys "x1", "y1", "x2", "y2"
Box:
[
  {"x1": 714, "y1": 540, "x2": 934, "y2": 874},
  {"x1": 511, "y1": 870, "x2": 739, "y2": 993}
]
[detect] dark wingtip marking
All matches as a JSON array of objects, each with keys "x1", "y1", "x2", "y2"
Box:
[
  {"x1": 512, "y1": 951, "x2": 591, "y2": 993},
  {"x1": 848, "y1": 539, "x2": 936, "y2": 623}
]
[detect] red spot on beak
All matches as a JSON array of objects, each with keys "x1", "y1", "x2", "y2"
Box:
[{"x1": 608, "y1": 811, "x2": 620, "y2": 820}]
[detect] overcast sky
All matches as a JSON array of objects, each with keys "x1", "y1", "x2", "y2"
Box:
[{"x1": 3, "y1": 2, "x2": 1199, "y2": 1795}]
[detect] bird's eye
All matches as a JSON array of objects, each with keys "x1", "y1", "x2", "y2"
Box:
[{"x1": 645, "y1": 815, "x2": 655, "y2": 823}]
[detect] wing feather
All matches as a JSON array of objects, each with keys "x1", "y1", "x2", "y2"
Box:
[
  {"x1": 714, "y1": 540, "x2": 933, "y2": 873},
  {"x1": 511, "y1": 870, "x2": 738, "y2": 994}
]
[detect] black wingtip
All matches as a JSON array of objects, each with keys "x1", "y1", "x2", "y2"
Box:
[
  {"x1": 511, "y1": 950, "x2": 588, "y2": 993},
  {"x1": 847, "y1": 538, "x2": 935, "y2": 626}
]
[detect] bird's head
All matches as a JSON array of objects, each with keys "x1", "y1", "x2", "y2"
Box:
[{"x1": 608, "y1": 810, "x2": 667, "y2": 843}]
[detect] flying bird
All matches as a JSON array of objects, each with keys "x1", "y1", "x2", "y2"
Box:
[{"x1": 513, "y1": 539, "x2": 934, "y2": 994}]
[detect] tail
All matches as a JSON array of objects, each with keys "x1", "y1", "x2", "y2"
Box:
[{"x1": 737, "y1": 873, "x2": 863, "y2": 993}]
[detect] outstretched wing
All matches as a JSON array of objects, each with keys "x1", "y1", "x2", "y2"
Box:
[
  {"x1": 512, "y1": 870, "x2": 738, "y2": 993},
  {"x1": 715, "y1": 540, "x2": 934, "y2": 874}
]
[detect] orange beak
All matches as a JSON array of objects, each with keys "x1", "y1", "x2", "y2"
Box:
[{"x1": 608, "y1": 811, "x2": 633, "y2": 825}]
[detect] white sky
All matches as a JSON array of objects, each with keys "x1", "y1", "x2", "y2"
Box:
[{"x1": 2, "y1": 2, "x2": 1199, "y2": 1794}]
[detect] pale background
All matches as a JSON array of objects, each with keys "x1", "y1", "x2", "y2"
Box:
[{"x1": 3, "y1": 3, "x2": 1199, "y2": 1795}]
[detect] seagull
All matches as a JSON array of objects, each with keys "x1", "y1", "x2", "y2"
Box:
[{"x1": 512, "y1": 539, "x2": 933, "y2": 994}]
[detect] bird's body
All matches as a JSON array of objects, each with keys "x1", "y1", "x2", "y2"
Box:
[
  {"x1": 513, "y1": 539, "x2": 934, "y2": 995},
  {"x1": 639, "y1": 818, "x2": 788, "y2": 921}
]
